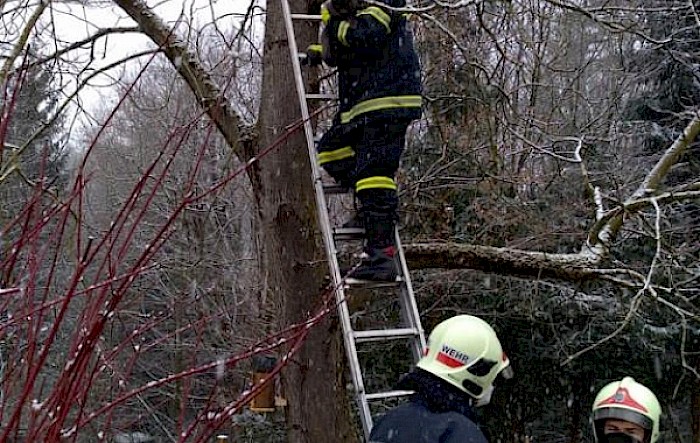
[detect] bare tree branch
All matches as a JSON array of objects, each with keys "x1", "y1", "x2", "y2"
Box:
[
  {"x1": 407, "y1": 113, "x2": 700, "y2": 281},
  {"x1": 633, "y1": 112, "x2": 700, "y2": 199},
  {"x1": 111, "y1": 0, "x2": 256, "y2": 162},
  {"x1": 0, "y1": 0, "x2": 47, "y2": 86},
  {"x1": 27, "y1": 26, "x2": 140, "y2": 68}
]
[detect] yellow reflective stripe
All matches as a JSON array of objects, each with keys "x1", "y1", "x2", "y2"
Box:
[
  {"x1": 317, "y1": 146, "x2": 355, "y2": 165},
  {"x1": 338, "y1": 21, "x2": 350, "y2": 46},
  {"x1": 340, "y1": 95, "x2": 422, "y2": 123},
  {"x1": 357, "y1": 6, "x2": 391, "y2": 33},
  {"x1": 356, "y1": 176, "x2": 397, "y2": 192},
  {"x1": 308, "y1": 44, "x2": 322, "y2": 52},
  {"x1": 321, "y1": 5, "x2": 330, "y2": 24}
]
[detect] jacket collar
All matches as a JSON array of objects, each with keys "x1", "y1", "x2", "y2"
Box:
[{"x1": 397, "y1": 368, "x2": 478, "y2": 421}]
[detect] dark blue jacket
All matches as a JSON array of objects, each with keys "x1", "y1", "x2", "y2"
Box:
[
  {"x1": 369, "y1": 369, "x2": 489, "y2": 443},
  {"x1": 323, "y1": 0, "x2": 422, "y2": 124}
]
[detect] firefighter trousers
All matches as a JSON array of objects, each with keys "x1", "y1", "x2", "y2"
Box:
[{"x1": 317, "y1": 116, "x2": 412, "y2": 249}]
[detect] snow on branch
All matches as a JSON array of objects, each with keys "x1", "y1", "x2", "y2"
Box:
[
  {"x1": 406, "y1": 112, "x2": 700, "y2": 284},
  {"x1": 112, "y1": 0, "x2": 254, "y2": 162}
]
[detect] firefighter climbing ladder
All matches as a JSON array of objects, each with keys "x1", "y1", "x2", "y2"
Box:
[{"x1": 279, "y1": 1, "x2": 427, "y2": 440}]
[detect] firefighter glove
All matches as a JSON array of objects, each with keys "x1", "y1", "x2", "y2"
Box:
[{"x1": 302, "y1": 44, "x2": 324, "y2": 66}]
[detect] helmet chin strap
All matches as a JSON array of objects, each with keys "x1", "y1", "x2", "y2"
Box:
[
  {"x1": 601, "y1": 433, "x2": 642, "y2": 443},
  {"x1": 472, "y1": 385, "x2": 494, "y2": 408}
]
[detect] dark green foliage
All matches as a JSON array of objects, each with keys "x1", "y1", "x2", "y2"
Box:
[
  {"x1": 4, "y1": 64, "x2": 67, "y2": 185},
  {"x1": 624, "y1": 1, "x2": 700, "y2": 178}
]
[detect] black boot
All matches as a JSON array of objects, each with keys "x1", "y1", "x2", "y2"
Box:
[
  {"x1": 346, "y1": 210, "x2": 398, "y2": 282},
  {"x1": 347, "y1": 246, "x2": 398, "y2": 282}
]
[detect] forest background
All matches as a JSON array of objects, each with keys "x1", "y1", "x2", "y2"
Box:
[{"x1": 0, "y1": 0, "x2": 699, "y2": 442}]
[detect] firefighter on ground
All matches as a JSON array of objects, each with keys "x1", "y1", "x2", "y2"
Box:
[
  {"x1": 368, "y1": 315, "x2": 513, "y2": 443},
  {"x1": 305, "y1": 0, "x2": 422, "y2": 281},
  {"x1": 591, "y1": 377, "x2": 662, "y2": 443}
]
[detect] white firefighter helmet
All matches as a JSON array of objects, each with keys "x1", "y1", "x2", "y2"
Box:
[
  {"x1": 591, "y1": 377, "x2": 661, "y2": 443},
  {"x1": 416, "y1": 315, "x2": 511, "y2": 400}
]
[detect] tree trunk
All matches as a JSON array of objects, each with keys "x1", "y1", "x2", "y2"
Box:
[
  {"x1": 567, "y1": 371, "x2": 593, "y2": 443},
  {"x1": 692, "y1": 375, "x2": 700, "y2": 443},
  {"x1": 255, "y1": 1, "x2": 355, "y2": 442}
]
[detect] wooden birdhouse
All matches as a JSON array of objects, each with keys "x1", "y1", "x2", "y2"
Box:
[{"x1": 249, "y1": 355, "x2": 277, "y2": 413}]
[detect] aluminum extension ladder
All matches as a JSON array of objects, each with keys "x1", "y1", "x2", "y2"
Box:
[{"x1": 279, "y1": 0, "x2": 427, "y2": 440}]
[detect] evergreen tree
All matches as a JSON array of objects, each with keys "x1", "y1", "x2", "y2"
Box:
[
  {"x1": 625, "y1": 0, "x2": 700, "y2": 183},
  {"x1": 3, "y1": 63, "x2": 67, "y2": 194}
]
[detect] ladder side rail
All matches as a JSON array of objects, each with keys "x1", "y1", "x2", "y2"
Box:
[
  {"x1": 394, "y1": 233, "x2": 427, "y2": 361},
  {"x1": 279, "y1": 0, "x2": 374, "y2": 438}
]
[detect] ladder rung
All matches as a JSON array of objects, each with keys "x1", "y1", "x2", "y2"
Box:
[
  {"x1": 333, "y1": 227, "x2": 365, "y2": 241},
  {"x1": 353, "y1": 327, "x2": 419, "y2": 343},
  {"x1": 291, "y1": 13, "x2": 322, "y2": 20},
  {"x1": 365, "y1": 390, "x2": 415, "y2": 401},
  {"x1": 306, "y1": 93, "x2": 337, "y2": 100},
  {"x1": 322, "y1": 184, "x2": 352, "y2": 195},
  {"x1": 344, "y1": 276, "x2": 402, "y2": 288}
]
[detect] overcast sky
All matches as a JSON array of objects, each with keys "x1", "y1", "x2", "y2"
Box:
[{"x1": 44, "y1": 0, "x2": 256, "y2": 132}]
